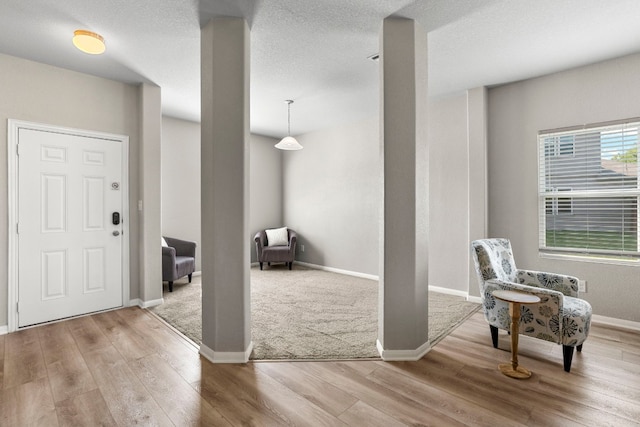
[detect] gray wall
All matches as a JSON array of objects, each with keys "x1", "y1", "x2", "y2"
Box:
[
  {"x1": 282, "y1": 97, "x2": 474, "y2": 292},
  {"x1": 160, "y1": 117, "x2": 281, "y2": 266},
  {"x1": 283, "y1": 117, "x2": 380, "y2": 276},
  {"x1": 0, "y1": 53, "x2": 141, "y2": 327},
  {"x1": 282, "y1": 100, "x2": 474, "y2": 295},
  {"x1": 488, "y1": 52, "x2": 640, "y2": 322},
  {"x1": 161, "y1": 117, "x2": 202, "y2": 270},
  {"x1": 428, "y1": 93, "x2": 470, "y2": 293},
  {"x1": 249, "y1": 134, "x2": 283, "y2": 262}
]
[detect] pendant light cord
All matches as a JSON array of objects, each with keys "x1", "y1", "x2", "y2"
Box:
[{"x1": 286, "y1": 99, "x2": 293, "y2": 136}]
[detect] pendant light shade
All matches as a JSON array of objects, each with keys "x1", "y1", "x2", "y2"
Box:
[
  {"x1": 73, "y1": 30, "x2": 106, "y2": 55},
  {"x1": 275, "y1": 136, "x2": 303, "y2": 150},
  {"x1": 275, "y1": 100, "x2": 303, "y2": 150}
]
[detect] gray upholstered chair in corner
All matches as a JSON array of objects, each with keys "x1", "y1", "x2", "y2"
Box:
[
  {"x1": 471, "y1": 238, "x2": 592, "y2": 372},
  {"x1": 254, "y1": 227, "x2": 297, "y2": 270},
  {"x1": 162, "y1": 236, "x2": 196, "y2": 292}
]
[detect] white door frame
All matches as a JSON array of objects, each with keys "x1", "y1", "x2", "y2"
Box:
[{"x1": 7, "y1": 119, "x2": 130, "y2": 332}]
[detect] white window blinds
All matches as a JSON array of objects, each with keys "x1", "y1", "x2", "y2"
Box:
[{"x1": 538, "y1": 119, "x2": 640, "y2": 258}]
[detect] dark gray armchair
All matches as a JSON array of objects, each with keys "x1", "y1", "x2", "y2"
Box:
[
  {"x1": 162, "y1": 236, "x2": 196, "y2": 292},
  {"x1": 254, "y1": 228, "x2": 297, "y2": 270}
]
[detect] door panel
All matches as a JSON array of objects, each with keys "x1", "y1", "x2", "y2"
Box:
[
  {"x1": 41, "y1": 174, "x2": 67, "y2": 232},
  {"x1": 41, "y1": 250, "x2": 67, "y2": 299},
  {"x1": 84, "y1": 247, "x2": 106, "y2": 292},
  {"x1": 84, "y1": 177, "x2": 105, "y2": 230},
  {"x1": 18, "y1": 128, "x2": 124, "y2": 327}
]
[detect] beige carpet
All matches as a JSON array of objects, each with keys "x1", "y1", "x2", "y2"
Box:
[{"x1": 150, "y1": 265, "x2": 480, "y2": 360}]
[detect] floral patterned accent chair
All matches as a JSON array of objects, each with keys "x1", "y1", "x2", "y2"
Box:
[{"x1": 471, "y1": 238, "x2": 592, "y2": 372}]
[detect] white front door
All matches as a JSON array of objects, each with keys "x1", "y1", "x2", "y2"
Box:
[{"x1": 17, "y1": 128, "x2": 125, "y2": 327}]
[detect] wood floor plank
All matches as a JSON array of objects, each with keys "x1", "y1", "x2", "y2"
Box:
[
  {"x1": 0, "y1": 334, "x2": 5, "y2": 360},
  {"x1": 65, "y1": 315, "x2": 112, "y2": 355},
  {"x1": 195, "y1": 362, "x2": 292, "y2": 426},
  {"x1": 37, "y1": 321, "x2": 98, "y2": 403},
  {"x1": 455, "y1": 363, "x2": 637, "y2": 426},
  {"x1": 3, "y1": 328, "x2": 47, "y2": 389},
  {"x1": 442, "y1": 324, "x2": 640, "y2": 423},
  {"x1": 372, "y1": 353, "x2": 533, "y2": 421},
  {"x1": 0, "y1": 377, "x2": 58, "y2": 426},
  {"x1": 0, "y1": 334, "x2": 4, "y2": 389},
  {"x1": 526, "y1": 405, "x2": 592, "y2": 427},
  {"x1": 4, "y1": 326, "x2": 40, "y2": 357},
  {"x1": 2, "y1": 305, "x2": 638, "y2": 426},
  {"x1": 55, "y1": 388, "x2": 117, "y2": 427},
  {"x1": 82, "y1": 345, "x2": 173, "y2": 426},
  {"x1": 45, "y1": 349, "x2": 98, "y2": 404},
  {"x1": 117, "y1": 307, "x2": 204, "y2": 384},
  {"x1": 255, "y1": 361, "x2": 359, "y2": 417},
  {"x1": 536, "y1": 373, "x2": 640, "y2": 424},
  {"x1": 338, "y1": 400, "x2": 406, "y2": 427},
  {"x1": 300, "y1": 360, "x2": 468, "y2": 426},
  {"x1": 624, "y1": 349, "x2": 640, "y2": 365},
  {"x1": 37, "y1": 322, "x2": 77, "y2": 365},
  {"x1": 214, "y1": 363, "x2": 346, "y2": 426},
  {"x1": 367, "y1": 362, "x2": 528, "y2": 427},
  {"x1": 131, "y1": 353, "x2": 230, "y2": 426},
  {"x1": 334, "y1": 360, "x2": 380, "y2": 376},
  {"x1": 91, "y1": 310, "x2": 157, "y2": 362}
]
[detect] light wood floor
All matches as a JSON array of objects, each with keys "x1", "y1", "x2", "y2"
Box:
[{"x1": 1, "y1": 307, "x2": 639, "y2": 426}]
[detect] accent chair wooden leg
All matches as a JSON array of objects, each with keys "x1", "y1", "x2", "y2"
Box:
[
  {"x1": 169, "y1": 281, "x2": 174, "y2": 292},
  {"x1": 259, "y1": 262, "x2": 263, "y2": 270},
  {"x1": 289, "y1": 262, "x2": 292, "y2": 270},
  {"x1": 563, "y1": 345, "x2": 574, "y2": 372},
  {"x1": 490, "y1": 325, "x2": 499, "y2": 348},
  {"x1": 577, "y1": 344, "x2": 583, "y2": 352}
]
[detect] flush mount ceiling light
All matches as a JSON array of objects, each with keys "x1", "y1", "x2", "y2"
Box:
[
  {"x1": 275, "y1": 100, "x2": 303, "y2": 150},
  {"x1": 73, "y1": 30, "x2": 106, "y2": 55}
]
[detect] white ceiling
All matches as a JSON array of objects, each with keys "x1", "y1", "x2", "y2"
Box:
[{"x1": 2, "y1": 0, "x2": 640, "y2": 138}]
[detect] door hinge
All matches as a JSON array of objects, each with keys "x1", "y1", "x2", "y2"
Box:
[
  {"x1": 16, "y1": 301, "x2": 19, "y2": 313},
  {"x1": 16, "y1": 222, "x2": 19, "y2": 234},
  {"x1": 16, "y1": 143, "x2": 19, "y2": 156}
]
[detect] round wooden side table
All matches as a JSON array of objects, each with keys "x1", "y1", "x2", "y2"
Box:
[{"x1": 492, "y1": 289, "x2": 541, "y2": 379}]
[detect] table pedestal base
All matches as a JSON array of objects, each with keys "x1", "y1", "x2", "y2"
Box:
[{"x1": 499, "y1": 363, "x2": 532, "y2": 379}]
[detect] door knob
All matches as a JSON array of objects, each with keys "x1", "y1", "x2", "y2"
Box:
[{"x1": 113, "y1": 231, "x2": 120, "y2": 236}]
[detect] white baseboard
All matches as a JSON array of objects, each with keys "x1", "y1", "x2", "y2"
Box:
[
  {"x1": 133, "y1": 298, "x2": 164, "y2": 309},
  {"x1": 297, "y1": 265, "x2": 478, "y2": 300},
  {"x1": 200, "y1": 341, "x2": 254, "y2": 364},
  {"x1": 376, "y1": 339, "x2": 431, "y2": 361},
  {"x1": 592, "y1": 314, "x2": 640, "y2": 332},
  {"x1": 452, "y1": 303, "x2": 639, "y2": 330},
  {"x1": 296, "y1": 261, "x2": 379, "y2": 281},
  {"x1": 428, "y1": 286, "x2": 469, "y2": 298},
  {"x1": 467, "y1": 295, "x2": 482, "y2": 304},
  {"x1": 0, "y1": 325, "x2": 7, "y2": 335}
]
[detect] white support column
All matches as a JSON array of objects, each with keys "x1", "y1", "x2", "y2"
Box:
[
  {"x1": 200, "y1": 17, "x2": 252, "y2": 363},
  {"x1": 467, "y1": 87, "x2": 488, "y2": 298},
  {"x1": 377, "y1": 18, "x2": 430, "y2": 360},
  {"x1": 139, "y1": 83, "x2": 163, "y2": 306}
]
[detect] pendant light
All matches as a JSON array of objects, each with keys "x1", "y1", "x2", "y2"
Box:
[{"x1": 275, "y1": 100, "x2": 303, "y2": 150}]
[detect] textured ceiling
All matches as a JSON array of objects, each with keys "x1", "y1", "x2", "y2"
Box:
[{"x1": 1, "y1": 0, "x2": 640, "y2": 138}]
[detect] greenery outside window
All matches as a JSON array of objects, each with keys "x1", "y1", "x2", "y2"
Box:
[{"x1": 538, "y1": 119, "x2": 640, "y2": 259}]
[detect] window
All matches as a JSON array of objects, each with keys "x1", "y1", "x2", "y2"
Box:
[
  {"x1": 544, "y1": 135, "x2": 575, "y2": 157},
  {"x1": 538, "y1": 119, "x2": 640, "y2": 259},
  {"x1": 546, "y1": 188, "x2": 573, "y2": 216}
]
